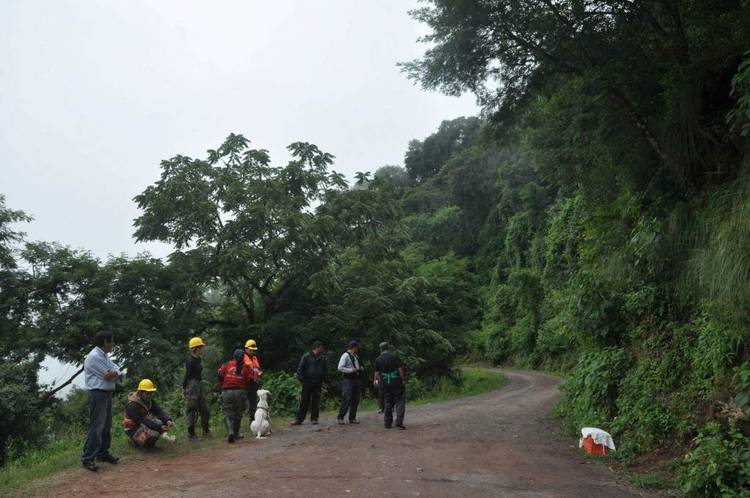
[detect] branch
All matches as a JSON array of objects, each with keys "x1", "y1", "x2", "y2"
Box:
[
  {"x1": 225, "y1": 277, "x2": 255, "y2": 323},
  {"x1": 38, "y1": 367, "x2": 84, "y2": 406},
  {"x1": 607, "y1": 84, "x2": 670, "y2": 166}
]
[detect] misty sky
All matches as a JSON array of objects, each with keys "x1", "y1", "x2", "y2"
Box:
[
  {"x1": 1, "y1": 1, "x2": 478, "y2": 391},
  {"x1": 1, "y1": 1, "x2": 478, "y2": 260}
]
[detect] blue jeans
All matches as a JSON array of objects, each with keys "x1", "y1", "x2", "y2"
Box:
[{"x1": 82, "y1": 390, "x2": 113, "y2": 463}]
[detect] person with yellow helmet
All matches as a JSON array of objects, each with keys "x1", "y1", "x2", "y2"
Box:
[
  {"x1": 243, "y1": 339, "x2": 263, "y2": 428},
  {"x1": 183, "y1": 337, "x2": 210, "y2": 440},
  {"x1": 122, "y1": 379, "x2": 173, "y2": 448}
]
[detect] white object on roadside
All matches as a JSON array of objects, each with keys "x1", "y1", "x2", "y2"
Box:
[
  {"x1": 579, "y1": 427, "x2": 616, "y2": 451},
  {"x1": 162, "y1": 434, "x2": 177, "y2": 443}
]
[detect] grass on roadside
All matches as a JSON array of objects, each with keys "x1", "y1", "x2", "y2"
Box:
[
  {"x1": 625, "y1": 471, "x2": 675, "y2": 490},
  {"x1": 359, "y1": 367, "x2": 506, "y2": 411},
  {"x1": 0, "y1": 367, "x2": 506, "y2": 497},
  {"x1": 0, "y1": 415, "x2": 226, "y2": 498}
]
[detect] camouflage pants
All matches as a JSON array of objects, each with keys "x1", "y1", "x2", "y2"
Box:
[
  {"x1": 185, "y1": 379, "x2": 210, "y2": 435},
  {"x1": 130, "y1": 424, "x2": 161, "y2": 449}
]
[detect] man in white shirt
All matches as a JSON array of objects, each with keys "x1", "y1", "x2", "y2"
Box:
[
  {"x1": 337, "y1": 340, "x2": 363, "y2": 425},
  {"x1": 81, "y1": 331, "x2": 121, "y2": 472}
]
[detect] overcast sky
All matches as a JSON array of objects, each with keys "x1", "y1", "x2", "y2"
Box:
[
  {"x1": 1, "y1": 0, "x2": 478, "y2": 261},
  {"x1": 1, "y1": 1, "x2": 478, "y2": 391}
]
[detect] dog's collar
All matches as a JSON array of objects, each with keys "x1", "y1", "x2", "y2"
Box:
[{"x1": 257, "y1": 406, "x2": 269, "y2": 412}]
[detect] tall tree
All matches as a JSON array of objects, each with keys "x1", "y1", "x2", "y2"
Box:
[
  {"x1": 404, "y1": 116, "x2": 482, "y2": 182},
  {"x1": 133, "y1": 134, "x2": 350, "y2": 331},
  {"x1": 402, "y1": 0, "x2": 750, "y2": 187}
]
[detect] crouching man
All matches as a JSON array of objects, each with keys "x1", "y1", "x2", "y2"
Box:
[{"x1": 123, "y1": 379, "x2": 174, "y2": 448}]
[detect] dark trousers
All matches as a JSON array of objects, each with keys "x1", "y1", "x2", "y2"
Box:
[
  {"x1": 296, "y1": 379, "x2": 322, "y2": 423},
  {"x1": 82, "y1": 390, "x2": 113, "y2": 463},
  {"x1": 185, "y1": 379, "x2": 210, "y2": 435},
  {"x1": 247, "y1": 380, "x2": 259, "y2": 417},
  {"x1": 222, "y1": 389, "x2": 246, "y2": 437},
  {"x1": 337, "y1": 378, "x2": 361, "y2": 421},
  {"x1": 383, "y1": 384, "x2": 405, "y2": 428}
]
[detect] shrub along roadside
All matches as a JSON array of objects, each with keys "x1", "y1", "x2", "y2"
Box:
[{"x1": 0, "y1": 367, "x2": 505, "y2": 497}]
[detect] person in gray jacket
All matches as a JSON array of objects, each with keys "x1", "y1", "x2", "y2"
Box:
[{"x1": 337, "y1": 340, "x2": 363, "y2": 425}]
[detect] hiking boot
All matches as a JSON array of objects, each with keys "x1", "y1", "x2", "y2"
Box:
[
  {"x1": 384, "y1": 425, "x2": 392, "y2": 429},
  {"x1": 396, "y1": 424, "x2": 406, "y2": 430},
  {"x1": 82, "y1": 461, "x2": 98, "y2": 472},
  {"x1": 228, "y1": 434, "x2": 236, "y2": 443},
  {"x1": 290, "y1": 420, "x2": 302, "y2": 426},
  {"x1": 337, "y1": 418, "x2": 345, "y2": 425},
  {"x1": 188, "y1": 434, "x2": 198, "y2": 441},
  {"x1": 311, "y1": 420, "x2": 319, "y2": 425},
  {"x1": 99, "y1": 453, "x2": 119, "y2": 464},
  {"x1": 349, "y1": 419, "x2": 360, "y2": 424}
]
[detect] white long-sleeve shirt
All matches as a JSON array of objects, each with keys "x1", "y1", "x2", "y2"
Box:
[
  {"x1": 337, "y1": 351, "x2": 361, "y2": 375},
  {"x1": 84, "y1": 346, "x2": 121, "y2": 391}
]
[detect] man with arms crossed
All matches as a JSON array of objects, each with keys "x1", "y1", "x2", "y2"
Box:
[{"x1": 82, "y1": 331, "x2": 121, "y2": 471}]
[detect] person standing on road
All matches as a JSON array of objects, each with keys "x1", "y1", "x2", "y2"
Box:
[
  {"x1": 373, "y1": 372, "x2": 385, "y2": 414},
  {"x1": 243, "y1": 339, "x2": 263, "y2": 426},
  {"x1": 183, "y1": 337, "x2": 210, "y2": 440},
  {"x1": 81, "y1": 331, "x2": 121, "y2": 472},
  {"x1": 374, "y1": 342, "x2": 406, "y2": 430},
  {"x1": 218, "y1": 349, "x2": 254, "y2": 443},
  {"x1": 292, "y1": 341, "x2": 326, "y2": 425},
  {"x1": 337, "y1": 340, "x2": 363, "y2": 425}
]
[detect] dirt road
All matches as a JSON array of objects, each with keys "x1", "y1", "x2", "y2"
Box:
[{"x1": 38, "y1": 370, "x2": 655, "y2": 497}]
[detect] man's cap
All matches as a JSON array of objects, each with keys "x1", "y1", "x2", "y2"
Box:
[
  {"x1": 348, "y1": 340, "x2": 360, "y2": 349},
  {"x1": 379, "y1": 341, "x2": 390, "y2": 351}
]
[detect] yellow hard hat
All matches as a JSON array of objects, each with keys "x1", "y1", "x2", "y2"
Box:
[
  {"x1": 244, "y1": 339, "x2": 258, "y2": 350},
  {"x1": 188, "y1": 337, "x2": 205, "y2": 349},
  {"x1": 137, "y1": 379, "x2": 157, "y2": 392}
]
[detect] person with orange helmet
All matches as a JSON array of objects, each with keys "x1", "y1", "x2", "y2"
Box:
[{"x1": 243, "y1": 339, "x2": 263, "y2": 425}]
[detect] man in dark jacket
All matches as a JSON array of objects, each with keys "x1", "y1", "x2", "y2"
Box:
[
  {"x1": 374, "y1": 342, "x2": 406, "y2": 430},
  {"x1": 183, "y1": 337, "x2": 210, "y2": 440},
  {"x1": 123, "y1": 379, "x2": 173, "y2": 448},
  {"x1": 292, "y1": 341, "x2": 326, "y2": 425}
]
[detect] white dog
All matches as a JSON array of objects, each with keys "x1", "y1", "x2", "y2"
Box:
[{"x1": 250, "y1": 389, "x2": 272, "y2": 439}]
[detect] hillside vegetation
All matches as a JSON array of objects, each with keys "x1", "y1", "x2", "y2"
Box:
[{"x1": 1, "y1": 1, "x2": 749, "y2": 495}]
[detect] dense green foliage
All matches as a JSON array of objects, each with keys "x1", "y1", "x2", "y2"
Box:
[
  {"x1": 400, "y1": 1, "x2": 750, "y2": 495},
  {"x1": 1, "y1": 3, "x2": 749, "y2": 494},
  {"x1": 0, "y1": 136, "x2": 479, "y2": 466}
]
